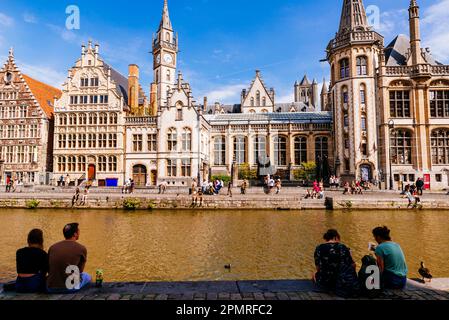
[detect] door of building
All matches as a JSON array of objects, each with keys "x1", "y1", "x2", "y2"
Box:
[
  {"x1": 88, "y1": 164, "x2": 96, "y2": 181},
  {"x1": 151, "y1": 170, "x2": 157, "y2": 186},
  {"x1": 133, "y1": 165, "x2": 147, "y2": 187}
]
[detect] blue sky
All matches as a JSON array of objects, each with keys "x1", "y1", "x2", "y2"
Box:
[{"x1": 1, "y1": 0, "x2": 449, "y2": 105}]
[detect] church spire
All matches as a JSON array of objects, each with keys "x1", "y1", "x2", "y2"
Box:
[
  {"x1": 338, "y1": 0, "x2": 369, "y2": 34},
  {"x1": 159, "y1": 0, "x2": 172, "y2": 31}
]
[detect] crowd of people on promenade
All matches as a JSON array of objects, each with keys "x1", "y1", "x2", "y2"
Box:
[{"x1": 3, "y1": 223, "x2": 409, "y2": 299}]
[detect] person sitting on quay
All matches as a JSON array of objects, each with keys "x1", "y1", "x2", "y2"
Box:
[
  {"x1": 343, "y1": 181, "x2": 350, "y2": 195},
  {"x1": 371, "y1": 226, "x2": 408, "y2": 290},
  {"x1": 404, "y1": 185, "x2": 422, "y2": 209},
  {"x1": 275, "y1": 179, "x2": 282, "y2": 194},
  {"x1": 158, "y1": 180, "x2": 167, "y2": 194},
  {"x1": 329, "y1": 176, "x2": 335, "y2": 190},
  {"x1": 11, "y1": 229, "x2": 49, "y2": 293},
  {"x1": 313, "y1": 229, "x2": 360, "y2": 298},
  {"x1": 47, "y1": 223, "x2": 91, "y2": 293},
  {"x1": 79, "y1": 189, "x2": 88, "y2": 206}
]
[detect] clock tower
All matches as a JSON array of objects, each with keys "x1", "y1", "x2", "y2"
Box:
[{"x1": 153, "y1": 0, "x2": 178, "y2": 107}]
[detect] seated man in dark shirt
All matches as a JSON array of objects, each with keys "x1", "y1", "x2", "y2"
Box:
[
  {"x1": 47, "y1": 223, "x2": 91, "y2": 293},
  {"x1": 15, "y1": 229, "x2": 49, "y2": 293}
]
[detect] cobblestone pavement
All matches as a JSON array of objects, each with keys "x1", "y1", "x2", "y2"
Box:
[{"x1": 1, "y1": 280, "x2": 448, "y2": 301}]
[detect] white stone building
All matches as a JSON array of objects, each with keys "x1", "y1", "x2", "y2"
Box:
[{"x1": 53, "y1": 42, "x2": 130, "y2": 187}]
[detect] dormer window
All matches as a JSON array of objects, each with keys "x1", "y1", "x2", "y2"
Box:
[{"x1": 90, "y1": 78, "x2": 99, "y2": 87}]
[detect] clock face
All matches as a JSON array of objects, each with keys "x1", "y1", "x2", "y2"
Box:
[{"x1": 164, "y1": 53, "x2": 173, "y2": 64}]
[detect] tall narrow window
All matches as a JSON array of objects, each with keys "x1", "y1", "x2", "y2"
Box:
[
  {"x1": 340, "y1": 58, "x2": 350, "y2": 79},
  {"x1": 256, "y1": 91, "x2": 261, "y2": 107},
  {"x1": 360, "y1": 84, "x2": 366, "y2": 104},
  {"x1": 148, "y1": 134, "x2": 157, "y2": 152},
  {"x1": 167, "y1": 159, "x2": 177, "y2": 177},
  {"x1": 390, "y1": 129, "x2": 412, "y2": 164},
  {"x1": 274, "y1": 136, "x2": 287, "y2": 166},
  {"x1": 431, "y1": 130, "x2": 449, "y2": 164},
  {"x1": 98, "y1": 156, "x2": 107, "y2": 172},
  {"x1": 167, "y1": 128, "x2": 177, "y2": 151},
  {"x1": 108, "y1": 134, "x2": 117, "y2": 148},
  {"x1": 294, "y1": 136, "x2": 307, "y2": 165},
  {"x1": 181, "y1": 159, "x2": 191, "y2": 177},
  {"x1": 78, "y1": 156, "x2": 86, "y2": 172},
  {"x1": 234, "y1": 136, "x2": 246, "y2": 164},
  {"x1": 133, "y1": 134, "x2": 143, "y2": 152},
  {"x1": 108, "y1": 156, "x2": 117, "y2": 172},
  {"x1": 253, "y1": 136, "x2": 267, "y2": 165},
  {"x1": 356, "y1": 56, "x2": 368, "y2": 76},
  {"x1": 214, "y1": 136, "x2": 226, "y2": 166},
  {"x1": 182, "y1": 128, "x2": 192, "y2": 152},
  {"x1": 315, "y1": 137, "x2": 329, "y2": 162}
]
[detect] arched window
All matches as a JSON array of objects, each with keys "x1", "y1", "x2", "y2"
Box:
[
  {"x1": 69, "y1": 114, "x2": 77, "y2": 126},
  {"x1": 99, "y1": 113, "x2": 108, "y2": 125},
  {"x1": 250, "y1": 97, "x2": 255, "y2": 107},
  {"x1": 274, "y1": 136, "x2": 287, "y2": 166},
  {"x1": 156, "y1": 70, "x2": 159, "y2": 82},
  {"x1": 98, "y1": 156, "x2": 107, "y2": 172},
  {"x1": 58, "y1": 156, "x2": 66, "y2": 172},
  {"x1": 175, "y1": 102, "x2": 183, "y2": 121},
  {"x1": 294, "y1": 136, "x2": 307, "y2": 165},
  {"x1": 431, "y1": 129, "x2": 449, "y2": 164},
  {"x1": 166, "y1": 70, "x2": 171, "y2": 81},
  {"x1": 344, "y1": 114, "x2": 349, "y2": 127},
  {"x1": 234, "y1": 136, "x2": 246, "y2": 164},
  {"x1": 182, "y1": 128, "x2": 192, "y2": 152},
  {"x1": 78, "y1": 156, "x2": 86, "y2": 172},
  {"x1": 89, "y1": 113, "x2": 97, "y2": 125},
  {"x1": 109, "y1": 113, "x2": 117, "y2": 124},
  {"x1": 315, "y1": 137, "x2": 329, "y2": 162},
  {"x1": 254, "y1": 136, "x2": 267, "y2": 164},
  {"x1": 261, "y1": 109, "x2": 269, "y2": 113},
  {"x1": 361, "y1": 114, "x2": 367, "y2": 131},
  {"x1": 356, "y1": 56, "x2": 368, "y2": 76},
  {"x1": 59, "y1": 115, "x2": 67, "y2": 126},
  {"x1": 67, "y1": 156, "x2": 76, "y2": 172},
  {"x1": 256, "y1": 91, "x2": 261, "y2": 107},
  {"x1": 79, "y1": 113, "x2": 87, "y2": 125},
  {"x1": 167, "y1": 128, "x2": 177, "y2": 151},
  {"x1": 214, "y1": 136, "x2": 226, "y2": 166},
  {"x1": 262, "y1": 97, "x2": 266, "y2": 107},
  {"x1": 342, "y1": 87, "x2": 349, "y2": 104},
  {"x1": 340, "y1": 58, "x2": 350, "y2": 79},
  {"x1": 108, "y1": 156, "x2": 117, "y2": 172},
  {"x1": 166, "y1": 32, "x2": 171, "y2": 42},
  {"x1": 331, "y1": 64, "x2": 335, "y2": 84},
  {"x1": 249, "y1": 109, "x2": 256, "y2": 114},
  {"x1": 360, "y1": 84, "x2": 366, "y2": 104},
  {"x1": 390, "y1": 129, "x2": 412, "y2": 164}
]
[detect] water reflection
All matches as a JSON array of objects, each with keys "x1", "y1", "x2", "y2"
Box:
[{"x1": 0, "y1": 209, "x2": 448, "y2": 282}]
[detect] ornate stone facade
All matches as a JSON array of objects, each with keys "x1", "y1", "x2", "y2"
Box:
[
  {"x1": 0, "y1": 49, "x2": 61, "y2": 185},
  {"x1": 53, "y1": 43, "x2": 129, "y2": 187}
]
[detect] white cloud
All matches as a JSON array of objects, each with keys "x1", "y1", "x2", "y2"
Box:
[
  {"x1": 19, "y1": 61, "x2": 67, "y2": 88},
  {"x1": 277, "y1": 92, "x2": 294, "y2": 103},
  {"x1": 23, "y1": 12, "x2": 38, "y2": 24},
  {"x1": 46, "y1": 23, "x2": 79, "y2": 43},
  {"x1": 0, "y1": 13, "x2": 14, "y2": 27},
  {"x1": 202, "y1": 84, "x2": 245, "y2": 104},
  {"x1": 421, "y1": 0, "x2": 449, "y2": 63}
]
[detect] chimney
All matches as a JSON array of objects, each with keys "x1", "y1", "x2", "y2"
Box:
[
  {"x1": 128, "y1": 64, "x2": 140, "y2": 114},
  {"x1": 150, "y1": 83, "x2": 158, "y2": 116}
]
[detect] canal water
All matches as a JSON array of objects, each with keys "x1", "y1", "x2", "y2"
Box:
[{"x1": 1, "y1": 209, "x2": 448, "y2": 283}]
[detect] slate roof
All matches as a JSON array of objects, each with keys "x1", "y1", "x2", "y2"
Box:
[
  {"x1": 22, "y1": 74, "x2": 62, "y2": 118},
  {"x1": 385, "y1": 34, "x2": 442, "y2": 66},
  {"x1": 204, "y1": 112, "x2": 332, "y2": 124},
  {"x1": 205, "y1": 102, "x2": 314, "y2": 114}
]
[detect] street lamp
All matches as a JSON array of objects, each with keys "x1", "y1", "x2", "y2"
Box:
[{"x1": 388, "y1": 119, "x2": 395, "y2": 190}]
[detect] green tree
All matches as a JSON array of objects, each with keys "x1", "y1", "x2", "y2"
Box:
[
  {"x1": 293, "y1": 162, "x2": 317, "y2": 181},
  {"x1": 238, "y1": 163, "x2": 257, "y2": 180}
]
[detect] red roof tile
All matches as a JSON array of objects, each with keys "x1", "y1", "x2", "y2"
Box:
[{"x1": 22, "y1": 74, "x2": 62, "y2": 118}]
